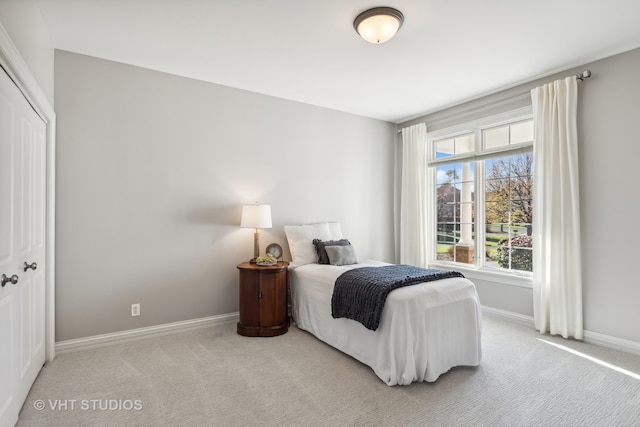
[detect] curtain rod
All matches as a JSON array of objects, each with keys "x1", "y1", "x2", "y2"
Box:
[{"x1": 397, "y1": 70, "x2": 593, "y2": 134}]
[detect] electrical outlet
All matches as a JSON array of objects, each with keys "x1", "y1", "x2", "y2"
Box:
[{"x1": 131, "y1": 303, "x2": 140, "y2": 317}]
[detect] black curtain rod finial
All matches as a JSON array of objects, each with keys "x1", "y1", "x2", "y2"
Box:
[{"x1": 577, "y1": 70, "x2": 591, "y2": 81}]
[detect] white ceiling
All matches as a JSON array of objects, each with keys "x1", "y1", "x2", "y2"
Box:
[{"x1": 37, "y1": 0, "x2": 640, "y2": 123}]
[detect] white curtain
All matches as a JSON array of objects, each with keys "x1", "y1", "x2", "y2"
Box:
[
  {"x1": 531, "y1": 77, "x2": 583, "y2": 339},
  {"x1": 398, "y1": 123, "x2": 428, "y2": 267}
]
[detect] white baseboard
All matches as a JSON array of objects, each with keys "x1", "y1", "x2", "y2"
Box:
[
  {"x1": 583, "y1": 330, "x2": 640, "y2": 357},
  {"x1": 481, "y1": 305, "x2": 535, "y2": 328},
  {"x1": 56, "y1": 307, "x2": 640, "y2": 360},
  {"x1": 55, "y1": 312, "x2": 239, "y2": 355},
  {"x1": 482, "y1": 305, "x2": 640, "y2": 357}
]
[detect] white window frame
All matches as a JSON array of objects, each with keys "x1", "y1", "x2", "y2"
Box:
[{"x1": 427, "y1": 107, "x2": 534, "y2": 288}]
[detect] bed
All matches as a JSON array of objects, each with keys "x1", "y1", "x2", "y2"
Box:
[{"x1": 284, "y1": 222, "x2": 482, "y2": 386}]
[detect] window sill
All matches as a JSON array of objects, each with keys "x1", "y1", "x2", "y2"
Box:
[{"x1": 429, "y1": 262, "x2": 533, "y2": 289}]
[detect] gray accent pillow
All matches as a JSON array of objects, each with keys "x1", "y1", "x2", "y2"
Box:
[
  {"x1": 325, "y1": 245, "x2": 358, "y2": 266},
  {"x1": 313, "y1": 239, "x2": 350, "y2": 264}
]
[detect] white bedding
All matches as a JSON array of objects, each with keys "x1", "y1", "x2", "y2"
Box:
[{"x1": 289, "y1": 260, "x2": 482, "y2": 385}]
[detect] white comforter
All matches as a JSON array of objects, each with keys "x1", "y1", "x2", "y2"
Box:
[{"x1": 289, "y1": 260, "x2": 482, "y2": 385}]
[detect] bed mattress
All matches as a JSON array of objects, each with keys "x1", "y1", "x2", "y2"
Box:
[{"x1": 289, "y1": 260, "x2": 482, "y2": 385}]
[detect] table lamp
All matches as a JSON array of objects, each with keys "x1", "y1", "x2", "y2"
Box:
[{"x1": 240, "y1": 203, "x2": 272, "y2": 262}]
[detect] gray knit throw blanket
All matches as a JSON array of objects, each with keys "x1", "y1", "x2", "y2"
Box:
[{"x1": 331, "y1": 265, "x2": 464, "y2": 330}]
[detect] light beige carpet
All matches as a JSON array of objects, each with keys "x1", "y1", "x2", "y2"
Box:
[{"x1": 17, "y1": 315, "x2": 640, "y2": 426}]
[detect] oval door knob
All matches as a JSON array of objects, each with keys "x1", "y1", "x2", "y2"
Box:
[
  {"x1": 23, "y1": 262, "x2": 37, "y2": 272},
  {"x1": 1, "y1": 274, "x2": 19, "y2": 287}
]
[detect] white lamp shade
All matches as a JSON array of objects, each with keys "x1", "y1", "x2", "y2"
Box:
[
  {"x1": 354, "y1": 7, "x2": 404, "y2": 44},
  {"x1": 240, "y1": 204, "x2": 272, "y2": 229}
]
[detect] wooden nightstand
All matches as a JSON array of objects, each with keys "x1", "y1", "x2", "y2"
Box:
[{"x1": 236, "y1": 261, "x2": 289, "y2": 337}]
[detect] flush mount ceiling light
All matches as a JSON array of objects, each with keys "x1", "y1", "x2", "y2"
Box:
[{"x1": 354, "y1": 7, "x2": 404, "y2": 44}]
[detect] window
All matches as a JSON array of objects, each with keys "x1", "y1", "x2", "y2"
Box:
[{"x1": 429, "y1": 110, "x2": 533, "y2": 275}]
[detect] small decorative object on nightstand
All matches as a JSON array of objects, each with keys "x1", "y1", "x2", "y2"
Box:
[
  {"x1": 236, "y1": 261, "x2": 289, "y2": 337},
  {"x1": 265, "y1": 243, "x2": 283, "y2": 260},
  {"x1": 255, "y1": 254, "x2": 277, "y2": 266}
]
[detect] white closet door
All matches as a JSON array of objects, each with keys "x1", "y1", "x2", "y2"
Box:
[{"x1": 0, "y1": 66, "x2": 46, "y2": 427}]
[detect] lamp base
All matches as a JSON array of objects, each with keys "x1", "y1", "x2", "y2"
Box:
[{"x1": 253, "y1": 230, "x2": 260, "y2": 261}]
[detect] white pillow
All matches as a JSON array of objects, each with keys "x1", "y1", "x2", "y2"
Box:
[{"x1": 284, "y1": 222, "x2": 343, "y2": 268}]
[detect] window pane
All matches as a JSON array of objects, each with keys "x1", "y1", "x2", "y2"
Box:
[
  {"x1": 436, "y1": 244, "x2": 455, "y2": 262},
  {"x1": 511, "y1": 121, "x2": 533, "y2": 144},
  {"x1": 512, "y1": 223, "x2": 532, "y2": 238},
  {"x1": 485, "y1": 221, "x2": 508, "y2": 268},
  {"x1": 509, "y1": 178, "x2": 532, "y2": 199},
  {"x1": 484, "y1": 152, "x2": 533, "y2": 272},
  {"x1": 485, "y1": 157, "x2": 510, "y2": 178},
  {"x1": 436, "y1": 164, "x2": 457, "y2": 187},
  {"x1": 510, "y1": 152, "x2": 533, "y2": 177},
  {"x1": 485, "y1": 199, "x2": 509, "y2": 224},
  {"x1": 485, "y1": 126, "x2": 509, "y2": 149},
  {"x1": 435, "y1": 138, "x2": 454, "y2": 158},
  {"x1": 436, "y1": 161, "x2": 474, "y2": 265},
  {"x1": 454, "y1": 134, "x2": 474, "y2": 154},
  {"x1": 506, "y1": 241, "x2": 532, "y2": 271}
]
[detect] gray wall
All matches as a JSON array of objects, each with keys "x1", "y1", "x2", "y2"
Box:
[
  {"x1": 0, "y1": 0, "x2": 54, "y2": 104},
  {"x1": 400, "y1": 47, "x2": 640, "y2": 345},
  {"x1": 54, "y1": 50, "x2": 396, "y2": 341}
]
